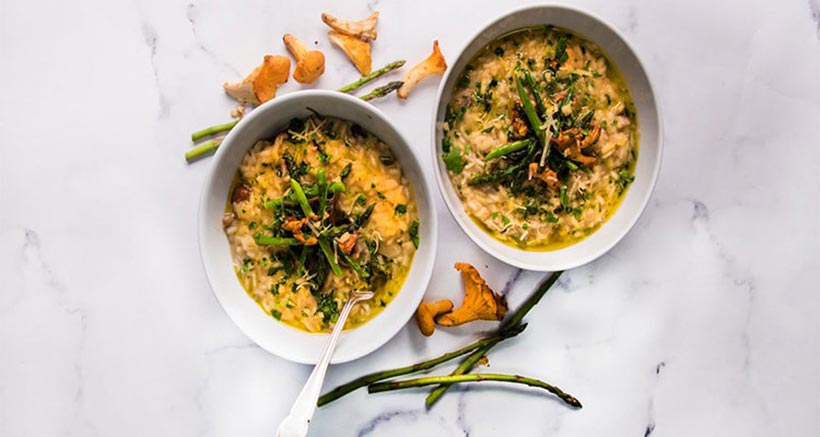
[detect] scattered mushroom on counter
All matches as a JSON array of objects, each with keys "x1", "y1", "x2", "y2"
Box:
[
  {"x1": 397, "y1": 40, "x2": 447, "y2": 99},
  {"x1": 415, "y1": 299, "x2": 454, "y2": 336},
  {"x1": 321, "y1": 11, "x2": 379, "y2": 41},
  {"x1": 223, "y1": 55, "x2": 291, "y2": 105},
  {"x1": 283, "y1": 33, "x2": 326, "y2": 84},
  {"x1": 435, "y1": 263, "x2": 508, "y2": 326},
  {"x1": 328, "y1": 30, "x2": 372, "y2": 75}
]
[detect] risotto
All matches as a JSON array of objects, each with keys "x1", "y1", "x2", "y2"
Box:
[
  {"x1": 441, "y1": 26, "x2": 638, "y2": 250},
  {"x1": 223, "y1": 116, "x2": 419, "y2": 333}
]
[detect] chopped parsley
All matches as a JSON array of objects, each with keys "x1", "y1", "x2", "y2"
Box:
[
  {"x1": 409, "y1": 220, "x2": 419, "y2": 248},
  {"x1": 555, "y1": 35, "x2": 568, "y2": 64},
  {"x1": 442, "y1": 146, "x2": 466, "y2": 174},
  {"x1": 394, "y1": 204, "x2": 407, "y2": 215},
  {"x1": 617, "y1": 169, "x2": 635, "y2": 193}
]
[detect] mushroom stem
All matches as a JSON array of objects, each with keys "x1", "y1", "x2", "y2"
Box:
[
  {"x1": 283, "y1": 33, "x2": 308, "y2": 61},
  {"x1": 284, "y1": 33, "x2": 325, "y2": 84},
  {"x1": 415, "y1": 299, "x2": 454, "y2": 336}
]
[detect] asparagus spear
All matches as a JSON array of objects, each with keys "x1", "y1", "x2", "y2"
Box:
[
  {"x1": 360, "y1": 81, "x2": 403, "y2": 101},
  {"x1": 523, "y1": 70, "x2": 546, "y2": 117},
  {"x1": 356, "y1": 204, "x2": 376, "y2": 227},
  {"x1": 338, "y1": 60, "x2": 406, "y2": 93},
  {"x1": 290, "y1": 179, "x2": 314, "y2": 218},
  {"x1": 483, "y1": 139, "x2": 532, "y2": 161},
  {"x1": 328, "y1": 181, "x2": 346, "y2": 194},
  {"x1": 317, "y1": 323, "x2": 527, "y2": 406},
  {"x1": 185, "y1": 138, "x2": 223, "y2": 162},
  {"x1": 191, "y1": 119, "x2": 239, "y2": 142},
  {"x1": 369, "y1": 373, "x2": 582, "y2": 409},
  {"x1": 467, "y1": 161, "x2": 528, "y2": 186},
  {"x1": 318, "y1": 238, "x2": 343, "y2": 276},
  {"x1": 317, "y1": 168, "x2": 328, "y2": 215},
  {"x1": 515, "y1": 75, "x2": 546, "y2": 149},
  {"x1": 339, "y1": 251, "x2": 371, "y2": 279},
  {"x1": 424, "y1": 271, "x2": 563, "y2": 408},
  {"x1": 253, "y1": 235, "x2": 300, "y2": 246}
]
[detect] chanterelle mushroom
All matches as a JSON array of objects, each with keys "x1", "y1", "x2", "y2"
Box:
[
  {"x1": 321, "y1": 11, "x2": 378, "y2": 41},
  {"x1": 436, "y1": 263, "x2": 508, "y2": 326},
  {"x1": 415, "y1": 299, "x2": 454, "y2": 336},
  {"x1": 552, "y1": 127, "x2": 598, "y2": 167},
  {"x1": 397, "y1": 40, "x2": 447, "y2": 99},
  {"x1": 328, "y1": 30, "x2": 372, "y2": 75},
  {"x1": 223, "y1": 55, "x2": 290, "y2": 106},
  {"x1": 283, "y1": 33, "x2": 325, "y2": 84}
]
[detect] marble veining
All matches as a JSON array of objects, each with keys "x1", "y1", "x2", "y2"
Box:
[
  {"x1": 1, "y1": 0, "x2": 818, "y2": 436},
  {"x1": 810, "y1": 0, "x2": 820, "y2": 38},
  {"x1": 185, "y1": 2, "x2": 240, "y2": 77}
]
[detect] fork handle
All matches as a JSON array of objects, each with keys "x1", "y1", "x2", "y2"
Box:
[{"x1": 275, "y1": 295, "x2": 365, "y2": 437}]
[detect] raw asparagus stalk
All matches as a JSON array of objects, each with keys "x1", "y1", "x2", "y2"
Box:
[
  {"x1": 360, "y1": 81, "x2": 403, "y2": 101},
  {"x1": 338, "y1": 60, "x2": 406, "y2": 93},
  {"x1": 185, "y1": 138, "x2": 223, "y2": 162},
  {"x1": 317, "y1": 323, "x2": 527, "y2": 407},
  {"x1": 369, "y1": 373, "x2": 582, "y2": 409},
  {"x1": 191, "y1": 119, "x2": 239, "y2": 142},
  {"x1": 424, "y1": 271, "x2": 563, "y2": 408}
]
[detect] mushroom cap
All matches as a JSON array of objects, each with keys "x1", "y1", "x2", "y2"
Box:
[
  {"x1": 223, "y1": 55, "x2": 290, "y2": 105},
  {"x1": 321, "y1": 11, "x2": 378, "y2": 41},
  {"x1": 293, "y1": 50, "x2": 326, "y2": 84},
  {"x1": 435, "y1": 263, "x2": 507, "y2": 326},
  {"x1": 328, "y1": 30, "x2": 372, "y2": 75}
]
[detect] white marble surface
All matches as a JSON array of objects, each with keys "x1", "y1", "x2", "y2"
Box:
[{"x1": 1, "y1": 0, "x2": 819, "y2": 435}]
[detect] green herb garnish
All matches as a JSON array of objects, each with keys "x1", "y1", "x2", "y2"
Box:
[
  {"x1": 442, "y1": 146, "x2": 466, "y2": 174},
  {"x1": 409, "y1": 220, "x2": 419, "y2": 249}
]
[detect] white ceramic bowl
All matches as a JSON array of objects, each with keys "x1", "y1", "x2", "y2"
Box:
[
  {"x1": 431, "y1": 4, "x2": 662, "y2": 271},
  {"x1": 199, "y1": 90, "x2": 438, "y2": 364}
]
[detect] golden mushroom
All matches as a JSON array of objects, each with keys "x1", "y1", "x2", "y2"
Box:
[
  {"x1": 321, "y1": 11, "x2": 379, "y2": 41},
  {"x1": 223, "y1": 55, "x2": 290, "y2": 106},
  {"x1": 327, "y1": 30, "x2": 372, "y2": 75},
  {"x1": 435, "y1": 263, "x2": 508, "y2": 326},
  {"x1": 415, "y1": 299, "x2": 454, "y2": 336},
  {"x1": 283, "y1": 33, "x2": 325, "y2": 84},
  {"x1": 397, "y1": 40, "x2": 447, "y2": 99}
]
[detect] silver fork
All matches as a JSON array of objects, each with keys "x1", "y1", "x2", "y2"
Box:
[{"x1": 276, "y1": 290, "x2": 375, "y2": 437}]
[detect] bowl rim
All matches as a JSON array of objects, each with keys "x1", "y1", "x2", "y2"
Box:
[
  {"x1": 430, "y1": 3, "x2": 663, "y2": 271},
  {"x1": 197, "y1": 89, "x2": 438, "y2": 363}
]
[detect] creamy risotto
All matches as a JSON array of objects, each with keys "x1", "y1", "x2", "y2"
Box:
[
  {"x1": 224, "y1": 116, "x2": 419, "y2": 333},
  {"x1": 441, "y1": 26, "x2": 638, "y2": 249}
]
